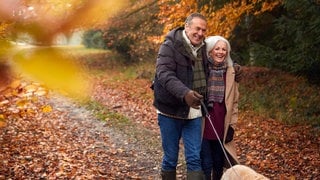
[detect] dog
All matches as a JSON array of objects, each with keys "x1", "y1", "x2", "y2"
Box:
[{"x1": 221, "y1": 164, "x2": 270, "y2": 180}]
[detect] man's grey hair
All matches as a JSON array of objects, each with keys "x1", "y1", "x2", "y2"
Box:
[{"x1": 185, "y1": 13, "x2": 207, "y2": 26}]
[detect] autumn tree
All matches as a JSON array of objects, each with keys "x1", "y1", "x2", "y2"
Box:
[
  {"x1": 157, "y1": 0, "x2": 281, "y2": 37},
  {"x1": 95, "y1": 0, "x2": 161, "y2": 62},
  {"x1": 156, "y1": 0, "x2": 320, "y2": 83}
]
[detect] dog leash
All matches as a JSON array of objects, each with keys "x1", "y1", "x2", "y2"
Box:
[{"x1": 200, "y1": 100, "x2": 241, "y2": 178}]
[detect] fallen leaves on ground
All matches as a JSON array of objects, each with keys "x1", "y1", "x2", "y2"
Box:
[
  {"x1": 0, "y1": 78, "x2": 161, "y2": 179},
  {"x1": 92, "y1": 72, "x2": 320, "y2": 179},
  {"x1": 237, "y1": 111, "x2": 320, "y2": 179},
  {"x1": 0, "y1": 69, "x2": 319, "y2": 179}
]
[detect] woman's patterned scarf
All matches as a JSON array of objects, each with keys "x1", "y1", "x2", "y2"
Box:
[{"x1": 207, "y1": 59, "x2": 227, "y2": 107}]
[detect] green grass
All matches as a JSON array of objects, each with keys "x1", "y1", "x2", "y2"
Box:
[
  {"x1": 83, "y1": 100, "x2": 130, "y2": 124},
  {"x1": 82, "y1": 99, "x2": 161, "y2": 151},
  {"x1": 239, "y1": 68, "x2": 320, "y2": 126}
]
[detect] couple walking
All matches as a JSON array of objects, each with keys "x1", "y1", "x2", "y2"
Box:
[{"x1": 153, "y1": 13, "x2": 241, "y2": 179}]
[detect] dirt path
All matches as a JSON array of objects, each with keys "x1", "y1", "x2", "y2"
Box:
[{"x1": 0, "y1": 91, "x2": 162, "y2": 179}]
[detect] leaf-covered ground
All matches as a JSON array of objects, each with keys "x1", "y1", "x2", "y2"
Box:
[
  {"x1": 0, "y1": 68, "x2": 319, "y2": 179},
  {"x1": 0, "y1": 78, "x2": 161, "y2": 179}
]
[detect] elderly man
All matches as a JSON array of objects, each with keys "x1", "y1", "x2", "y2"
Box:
[{"x1": 153, "y1": 12, "x2": 209, "y2": 179}]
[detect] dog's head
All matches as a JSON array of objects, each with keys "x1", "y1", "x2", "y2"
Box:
[{"x1": 221, "y1": 165, "x2": 270, "y2": 180}]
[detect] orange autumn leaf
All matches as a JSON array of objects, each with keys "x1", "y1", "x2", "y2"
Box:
[{"x1": 42, "y1": 105, "x2": 52, "y2": 113}]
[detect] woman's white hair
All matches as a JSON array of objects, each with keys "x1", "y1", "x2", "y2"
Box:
[{"x1": 205, "y1": 35, "x2": 233, "y2": 67}]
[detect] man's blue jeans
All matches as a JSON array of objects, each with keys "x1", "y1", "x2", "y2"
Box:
[{"x1": 158, "y1": 114, "x2": 202, "y2": 171}]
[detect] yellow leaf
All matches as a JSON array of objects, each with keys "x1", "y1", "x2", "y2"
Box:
[
  {"x1": 0, "y1": 114, "x2": 6, "y2": 127},
  {"x1": 16, "y1": 99, "x2": 28, "y2": 108},
  {"x1": 0, "y1": 121, "x2": 6, "y2": 128},
  {"x1": 12, "y1": 47, "x2": 91, "y2": 99},
  {"x1": 10, "y1": 79, "x2": 21, "y2": 89},
  {"x1": 42, "y1": 105, "x2": 52, "y2": 113}
]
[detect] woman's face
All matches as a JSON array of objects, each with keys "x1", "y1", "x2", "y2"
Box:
[{"x1": 210, "y1": 40, "x2": 227, "y2": 63}]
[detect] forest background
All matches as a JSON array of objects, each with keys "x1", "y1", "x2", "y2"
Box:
[{"x1": 83, "y1": 0, "x2": 320, "y2": 126}]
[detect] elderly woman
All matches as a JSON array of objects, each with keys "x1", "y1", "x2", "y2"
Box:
[{"x1": 201, "y1": 35, "x2": 240, "y2": 180}]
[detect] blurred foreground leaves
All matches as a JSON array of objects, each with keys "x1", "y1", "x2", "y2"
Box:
[
  {"x1": 12, "y1": 47, "x2": 91, "y2": 98},
  {"x1": 0, "y1": 0, "x2": 128, "y2": 97},
  {"x1": 0, "y1": 0, "x2": 127, "y2": 44}
]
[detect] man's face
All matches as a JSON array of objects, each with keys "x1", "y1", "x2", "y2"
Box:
[{"x1": 185, "y1": 17, "x2": 207, "y2": 46}]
